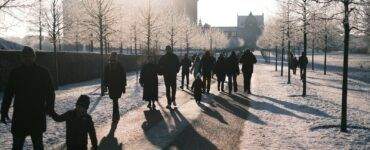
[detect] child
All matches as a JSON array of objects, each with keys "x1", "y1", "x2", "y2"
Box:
[
  {"x1": 51, "y1": 95, "x2": 98, "y2": 150},
  {"x1": 191, "y1": 74, "x2": 204, "y2": 104}
]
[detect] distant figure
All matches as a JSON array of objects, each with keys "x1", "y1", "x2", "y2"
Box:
[
  {"x1": 200, "y1": 51, "x2": 215, "y2": 93},
  {"x1": 214, "y1": 54, "x2": 227, "y2": 92},
  {"x1": 180, "y1": 54, "x2": 192, "y2": 89},
  {"x1": 51, "y1": 95, "x2": 98, "y2": 150},
  {"x1": 159, "y1": 45, "x2": 180, "y2": 109},
  {"x1": 103, "y1": 52, "x2": 127, "y2": 122},
  {"x1": 292, "y1": 56, "x2": 298, "y2": 75},
  {"x1": 140, "y1": 56, "x2": 159, "y2": 110},
  {"x1": 191, "y1": 55, "x2": 202, "y2": 79},
  {"x1": 226, "y1": 51, "x2": 240, "y2": 94},
  {"x1": 1, "y1": 46, "x2": 55, "y2": 150},
  {"x1": 192, "y1": 74, "x2": 204, "y2": 104},
  {"x1": 299, "y1": 52, "x2": 308, "y2": 80},
  {"x1": 240, "y1": 50, "x2": 257, "y2": 94}
]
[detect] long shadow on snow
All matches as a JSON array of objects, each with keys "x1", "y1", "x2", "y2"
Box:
[
  {"x1": 208, "y1": 93, "x2": 267, "y2": 125},
  {"x1": 250, "y1": 94, "x2": 333, "y2": 118},
  {"x1": 226, "y1": 94, "x2": 306, "y2": 120}
]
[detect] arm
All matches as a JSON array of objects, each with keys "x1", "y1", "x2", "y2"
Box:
[
  {"x1": 44, "y1": 69, "x2": 55, "y2": 116},
  {"x1": 1, "y1": 70, "x2": 15, "y2": 123},
  {"x1": 51, "y1": 111, "x2": 71, "y2": 122},
  {"x1": 88, "y1": 117, "x2": 98, "y2": 149}
]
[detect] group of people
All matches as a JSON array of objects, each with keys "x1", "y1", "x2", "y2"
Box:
[
  {"x1": 289, "y1": 51, "x2": 309, "y2": 80},
  {"x1": 0, "y1": 45, "x2": 257, "y2": 150}
]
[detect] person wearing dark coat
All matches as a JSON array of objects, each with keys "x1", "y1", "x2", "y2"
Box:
[
  {"x1": 200, "y1": 51, "x2": 215, "y2": 93},
  {"x1": 1, "y1": 46, "x2": 55, "y2": 150},
  {"x1": 226, "y1": 51, "x2": 240, "y2": 94},
  {"x1": 214, "y1": 54, "x2": 227, "y2": 92},
  {"x1": 299, "y1": 52, "x2": 308, "y2": 80},
  {"x1": 180, "y1": 54, "x2": 192, "y2": 89},
  {"x1": 240, "y1": 50, "x2": 257, "y2": 94},
  {"x1": 51, "y1": 95, "x2": 98, "y2": 150},
  {"x1": 159, "y1": 45, "x2": 180, "y2": 109},
  {"x1": 103, "y1": 52, "x2": 127, "y2": 122},
  {"x1": 292, "y1": 56, "x2": 298, "y2": 75},
  {"x1": 140, "y1": 56, "x2": 159, "y2": 110},
  {"x1": 191, "y1": 74, "x2": 204, "y2": 104}
]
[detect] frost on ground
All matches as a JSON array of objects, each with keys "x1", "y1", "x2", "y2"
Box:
[{"x1": 240, "y1": 53, "x2": 370, "y2": 149}]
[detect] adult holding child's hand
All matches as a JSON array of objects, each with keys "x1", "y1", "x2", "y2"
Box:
[{"x1": 1, "y1": 46, "x2": 55, "y2": 150}]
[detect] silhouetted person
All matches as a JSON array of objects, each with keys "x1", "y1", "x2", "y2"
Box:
[
  {"x1": 299, "y1": 52, "x2": 308, "y2": 80},
  {"x1": 240, "y1": 50, "x2": 257, "y2": 94},
  {"x1": 1, "y1": 46, "x2": 55, "y2": 150},
  {"x1": 191, "y1": 74, "x2": 204, "y2": 104},
  {"x1": 191, "y1": 55, "x2": 201, "y2": 79},
  {"x1": 159, "y1": 45, "x2": 180, "y2": 109},
  {"x1": 140, "y1": 56, "x2": 159, "y2": 110},
  {"x1": 214, "y1": 54, "x2": 227, "y2": 92},
  {"x1": 292, "y1": 55, "x2": 298, "y2": 75},
  {"x1": 51, "y1": 95, "x2": 98, "y2": 150},
  {"x1": 180, "y1": 54, "x2": 192, "y2": 89},
  {"x1": 200, "y1": 51, "x2": 215, "y2": 93},
  {"x1": 103, "y1": 52, "x2": 126, "y2": 122},
  {"x1": 226, "y1": 51, "x2": 240, "y2": 94}
]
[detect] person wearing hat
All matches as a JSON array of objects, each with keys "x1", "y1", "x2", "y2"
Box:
[
  {"x1": 51, "y1": 95, "x2": 98, "y2": 150},
  {"x1": 103, "y1": 52, "x2": 127, "y2": 122},
  {"x1": 1, "y1": 46, "x2": 55, "y2": 150},
  {"x1": 158, "y1": 45, "x2": 180, "y2": 109}
]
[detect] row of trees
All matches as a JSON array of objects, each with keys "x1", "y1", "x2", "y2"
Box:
[{"x1": 258, "y1": 0, "x2": 370, "y2": 132}]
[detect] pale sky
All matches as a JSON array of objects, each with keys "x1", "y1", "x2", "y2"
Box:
[{"x1": 1, "y1": 0, "x2": 278, "y2": 38}]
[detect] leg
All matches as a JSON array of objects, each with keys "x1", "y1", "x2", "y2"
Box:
[
  {"x1": 31, "y1": 133, "x2": 44, "y2": 150},
  {"x1": 206, "y1": 76, "x2": 211, "y2": 93},
  {"x1": 181, "y1": 72, "x2": 185, "y2": 89},
  {"x1": 112, "y1": 98, "x2": 119, "y2": 121},
  {"x1": 203, "y1": 75, "x2": 207, "y2": 92},
  {"x1": 233, "y1": 75, "x2": 238, "y2": 92},
  {"x1": 164, "y1": 78, "x2": 172, "y2": 107},
  {"x1": 186, "y1": 73, "x2": 189, "y2": 89},
  {"x1": 221, "y1": 80, "x2": 225, "y2": 92},
  {"x1": 246, "y1": 73, "x2": 252, "y2": 93},
  {"x1": 12, "y1": 134, "x2": 26, "y2": 150},
  {"x1": 228, "y1": 75, "x2": 232, "y2": 94},
  {"x1": 217, "y1": 80, "x2": 221, "y2": 91},
  {"x1": 243, "y1": 73, "x2": 247, "y2": 92},
  {"x1": 171, "y1": 82, "x2": 177, "y2": 106}
]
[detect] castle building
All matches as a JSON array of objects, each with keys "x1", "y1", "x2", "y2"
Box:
[{"x1": 216, "y1": 12, "x2": 264, "y2": 48}]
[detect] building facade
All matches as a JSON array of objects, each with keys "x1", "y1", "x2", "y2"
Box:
[{"x1": 215, "y1": 12, "x2": 264, "y2": 49}]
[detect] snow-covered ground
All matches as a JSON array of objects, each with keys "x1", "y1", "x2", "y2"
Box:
[
  {"x1": 240, "y1": 52, "x2": 370, "y2": 149},
  {"x1": 0, "y1": 71, "x2": 152, "y2": 149}
]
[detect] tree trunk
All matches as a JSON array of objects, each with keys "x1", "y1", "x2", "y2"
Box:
[
  {"x1": 302, "y1": 0, "x2": 308, "y2": 97},
  {"x1": 324, "y1": 32, "x2": 328, "y2": 75},
  {"x1": 275, "y1": 46, "x2": 278, "y2": 71},
  {"x1": 341, "y1": 1, "x2": 350, "y2": 132}
]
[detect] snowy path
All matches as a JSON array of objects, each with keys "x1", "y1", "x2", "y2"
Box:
[{"x1": 239, "y1": 61, "x2": 370, "y2": 149}]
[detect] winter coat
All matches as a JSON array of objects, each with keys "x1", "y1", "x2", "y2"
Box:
[
  {"x1": 200, "y1": 55, "x2": 215, "y2": 76},
  {"x1": 159, "y1": 53, "x2": 180, "y2": 79},
  {"x1": 1, "y1": 63, "x2": 55, "y2": 136},
  {"x1": 140, "y1": 62, "x2": 159, "y2": 101},
  {"x1": 103, "y1": 61, "x2": 127, "y2": 99},
  {"x1": 191, "y1": 78, "x2": 204, "y2": 100},
  {"x1": 181, "y1": 57, "x2": 192, "y2": 74},
  {"x1": 240, "y1": 52, "x2": 257, "y2": 73},
  {"x1": 214, "y1": 56, "x2": 227, "y2": 81},
  {"x1": 192, "y1": 59, "x2": 202, "y2": 77},
  {"x1": 226, "y1": 54, "x2": 240, "y2": 75},
  {"x1": 299, "y1": 55, "x2": 308, "y2": 69},
  {"x1": 292, "y1": 57, "x2": 298, "y2": 69},
  {"x1": 52, "y1": 110, "x2": 97, "y2": 150}
]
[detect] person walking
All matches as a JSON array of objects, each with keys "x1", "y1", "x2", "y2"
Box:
[
  {"x1": 191, "y1": 74, "x2": 204, "y2": 104},
  {"x1": 191, "y1": 55, "x2": 201, "y2": 79},
  {"x1": 299, "y1": 52, "x2": 308, "y2": 80},
  {"x1": 200, "y1": 51, "x2": 215, "y2": 93},
  {"x1": 240, "y1": 50, "x2": 257, "y2": 94},
  {"x1": 1, "y1": 46, "x2": 55, "y2": 150},
  {"x1": 214, "y1": 54, "x2": 227, "y2": 92},
  {"x1": 180, "y1": 54, "x2": 192, "y2": 89},
  {"x1": 292, "y1": 55, "x2": 298, "y2": 75},
  {"x1": 103, "y1": 52, "x2": 127, "y2": 122},
  {"x1": 226, "y1": 51, "x2": 240, "y2": 94},
  {"x1": 159, "y1": 45, "x2": 180, "y2": 109},
  {"x1": 140, "y1": 56, "x2": 159, "y2": 110}
]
